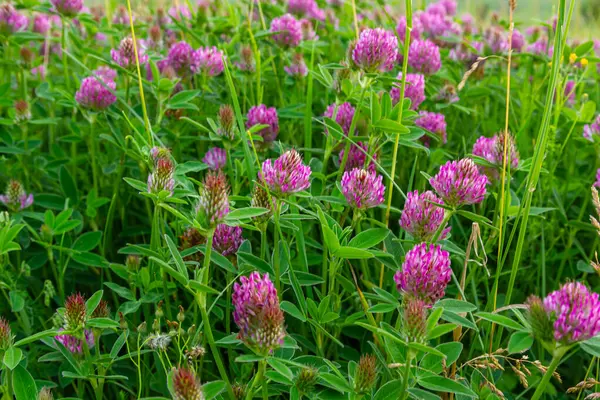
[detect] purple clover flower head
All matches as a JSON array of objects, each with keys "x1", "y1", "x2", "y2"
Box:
[
  {"x1": 396, "y1": 15, "x2": 423, "y2": 43},
  {"x1": 75, "y1": 76, "x2": 117, "y2": 111},
  {"x1": 512, "y1": 29, "x2": 526, "y2": 52},
  {"x1": 415, "y1": 111, "x2": 447, "y2": 146},
  {"x1": 300, "y1": 18, "x2": 318, "y2": 41},
  {"x1": 563, "y1": 80, "x2": 576, "y2": 106},
  {"x1": 246, "y1": 105, "x2": 279, "y2": 145},
  {"x1": 203, "y1": 147, "x2": 227, "y2": 170},
  {"x1": 0, "y1": 4, "x2": 27, "y2": 35},
  {"x1": 527, "y1": 38, "x2": 552, "y2": 57},
  {"x1": 168, "y1": 5, "x2": 191, "y2": 21},
  {"x1": 55, "y1": 329, "x2": 94, "y2": 354},
  {"x1": 449, "y1": 41, "x2": 483, "y2": 65},
  {"x1": 233, "y1": 272, "x2": 285, "y2": 355},
  {"x1": 111, "y1": 37, "x2": 148, "y2": 70},
  {"x1": 418, "y1": 9, "x2": 454, "y2": 39},
  {"x1": 168, "y1": 41, "x2": 201, "y2": 77},
  {"x1": 93, "y1": 66, "x2": 117, "y2": 82},
  {"x1": 147, "y1": 158, "x2": 175, "y2": 197},
  {"x1": 261, "y1": 149, "x2": 311, "y2": 196},
  {"x1": 213, "y1": 224, "x2": 243, "y2": 256},
  {"x1": 460, "y1": 13, "x2": 477, "y2": 35},
  {"x1": 31, "y1": 65, "x2": 46, "y2": 80},
  {"x1": 172, "y1": 367, "x2": 203, "y2": 400},
  {"x1": 484, "y1": 26, "x2": 509, "y2": 54},
  {"x1": 472, "y1": 133, "x2": 520, "y2": 178},
  {"x1": 408, "y1": 39, "x2": 441, "y2": 75},
  {"x1": 195, "y1": 46, "x2": 224, "y2": 76},
  {"x1": 542, "y1": 282, "x2": 600, "y2": 344},
  {"x1": 50, "y1": 0, "x2": 83, "y2": 17},
  {"x1": 437, "y1": 0, "x2": 457, "y2": 15},
  {"x1": 0, "y1": 180, "x2": 33, "y2": 212},
  {"x1": 584, "y1": 115, "x2": 600, "y2": 141},
  {"x1": 32, "y1": 14, "x2": 51, "y2": 35},
  {"x1": 339, "y1": 141, "x2": 377, "y2": 173},
  {"x1": 324, "y1": 102, "x2": 355, "y2": 136},
  {"x1": 400, "y1": 190, "x2": 449, "y2": 242},
  {"x1": 196, "y1": 170, "x2": 230, "y2": 229},
  {"x1": 341, "y1": 168, "x2": 385, "y2": 210},
  {"x1": 595, "y1": 169, "x2": 600, "y2": 189},
  {"x1": 270, "y1": 14, "x2": 302, "y2": 48},
  {"x1": 429, "y1": 158, "x2": 489, "y2": 207},
  {"x1": 352, "y1": 28, "x2": 398, "y2": 73},
  {"x1": 288, "y1": 0, "x2": 324, "y2": 20},
  {"x1": 391, "y1": 72, "x2": 425, "y2": 109},
  {"x1": 284, "y1": 53, "x2": 308, "y2": 78},
  {"x1": 394, "y1": 243, "x2": 451, "y2": 305},
  {"x1": 112, "y1": 6, "x2": 133, "y2": 26}
]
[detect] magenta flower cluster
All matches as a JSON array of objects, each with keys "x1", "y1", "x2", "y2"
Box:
[
  {"x1": 472, "y1": 133, "x2": 520, "y2": 175},
  {"x1": 55, "y1": 329, "x2": 94, "y2": 354},
  {"x1": 584, "y1": 115, "x2": 600, "y2": 141},
  {"x1": 195, "y1": 46, "x2": 225, "y2": 76},
  {"x1": 261, "y1": 150, "x2": 311, "y2": 196},
  {"x1": 341, "y1": 168, "x2": 385, "y2": 210},
  {"x1": 203, "y1": 147, "x2": 227, "y2": 170},
  {"x1": 400, "y1": 190, "x2": 449, "y2": 242},
  {"x1": 324, "y1": 102, "x2": 355, "y2": 136},
  {"x1": 0, "y1": 4, "x2": 27, "y2": 35},
  {"x1": 111, "y1": 38, "x2": 148, "y2": 70},
  {"x1": 0, "y1": 180, "x2": 33, "y2": 211},
  {"x1": 213, "y1": 224, "x2": 243, "y2": 256},
  {"x1": 31, "y1": 14, "x2": 51, "y2": 35},
  {"x1": 390, "y1": 73, "x2": 425, "y2": 110},
  {"x1": 284, "y1": 53, "x2": 308, "y2": 78},
  {"x1": 396, "y1": 15, "x2": 423, "y2": 44},
  {"x1": 50, "y1": 0, "x2": 83, "y2": 17},
  {"x1": 394, "y1": 243, "x2": 452, "y2": 305},
  {"x1": 287, "y1": 0, "x2": 324, "y2": 21},
  {"x1": 543, "y1": 282, "x2": 600, "y2": 344},
  {"x1": 415, "y1": 111, "x2": 447, "y2": 146},
  {"x1": 147, "y1": 158, "x2": 175, "y2": 197},
  {"x1": 429, "y1": 158, "x2": 488, "y2": 207},
  {"x1": 339, "y1": 142, "x2": 377, "y2": 173},
  {"x1": 75, "y1": 76, "x2": 117, "y2": 111},
  {"x1": 270, "y1": 14, "x2": 303, "y2": 48},
  {"x1": 168, "y1": 41, "x2": 200, "y2": 77},
  {"x1": 246, "y1": 104, "x2": 279, "y2": 145},
  {"x1": 233, "y1": 272, "x2": 285, "y2": 354},
  {"x1": 352, "y1": 28, "x2": 398, "y2": 73},
  {"x1": 408, "y1": 39, "x2": 441, "y2": 75}
]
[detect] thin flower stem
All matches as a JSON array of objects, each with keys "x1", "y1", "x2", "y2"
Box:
[
  {"x1": 399, "y1": 352, "x2": 414, "y2": 400},
  {"x1": 273, "y1": 200, "x2": 281, "y2": 295},
  {"x1": 530, "y1": 347, "x2": 568, "y2": 400},
  {"x1": 337, "y1": 83, "x2": 369, "y2": 181}
]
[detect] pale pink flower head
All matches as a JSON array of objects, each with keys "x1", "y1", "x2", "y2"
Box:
[
  {"x1": 75, "y1": 76, "x2": 117, "y2": 111},
  {"x1": 261, "y1": 149, "x2": 311, "y2": 196},
  {"x1": 0, "y1": 180, "x2": 33, "y2": 211},
  {"x1": 429, "y1": 158, "x2": 488, "y2": 207},
  {"x1": 584, "y1": 115, "x2": 600, "y2": 142},
  {"x1": 147, "y1": 158, "x2": 175, "y2": 197},
  {"x1": 284, "y1": 52, "x2": 308, "y2": 78},
  {"x1": 287, "y1": 0, "x2": 324, "y2": 21},
  {"x1": 50, "y1": 0, "x2": 83, "y2": 17},
  {"x1": 195, "y1": 46, "x2": 224, "y2": 76},
  {"x1": 396, "y1": 15, "x2": 423, "y2": 43},
  {"x1": 352, "y1": 28, "x2": 398, "y2": 73},
  {"x1": 196, "y1": 170, "x2": 230, "y2": 228},
  {"x1": 341, "y1": 168, "x2": 385, "y2": 210},
  {"x1": 270, "y1": 14, "x2": 302, "y2": 48},
  {"x1": 400, "y1": 190, "x2": 449, "y2": 242},
  {"x1": 93, "y1": 66, "x2": 117, "y2": 82},
  {"x1": 394, "y1": 243, "x2": 451, "y2": 305},
  {"x1": 203, "y1": 147, "x2": 227, "y2": 171},
  {"x1": 168, "y1": 5, "x2": 191, "y2": 21},
  {"x1": 233, "y1": 272, "x2": 285, "y2": 355},
  {"x1": 339, "y1": 141, "x2": 377, "y2": 174},
  {"x1": 391, "y1": 72, "x2": 425, "y2": 110},
  {"x1": 472, "y1": 133, "x2": 520, "y2": 179},
  {"x1": 31, "y1": 14, "x2": 51, "y2": 35},
  {"x1": 0, "y1": 4, "x2": 27, "y2": 34}
]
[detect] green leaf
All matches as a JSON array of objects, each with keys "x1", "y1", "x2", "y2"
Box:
[
  {"x1": 104, "y1": 282, "x2": 135, "y2": 301},
  {"x1": 14, "y1": 329, "x2": 60, "y2": 347},
  {"x1": 9, "y1": 291, "x2": 25, "y2": 312},
  {"x1": 476, "y1": 312, "x2": 525, "y2": 331},
  {"x1": 348, "y1": 228, "x2": 389, "y2": 249},
  {"x1": 407, "y1": 388, "x2": 441, "y2": 400},
  {"x1": 203, "y1": 381, "x2": 226, "y2": 399},
  {"x1": 72, "y1": 231, "x2": 102, "y2": 252},
  {"x1": 72, "y1": 251, "x2": 107, "y2": 267},
  {"x1": 373, "y1": 119, "x2": 410, "y2": 133},
  {"x1": 427, "y1": 323, "x2": 457, "y2": 340},
  {"x1": 334, "y1": 246, "x2": 374, "y2": 259},
  {"x1": 164, "y1": 235, "x2": 189, "y2": 281},
  {"x1": 374, "y1": 379, "x2": 405, "y2": 400},
  {"x1": 319, "y1": 372, "x2": 353, "y2": 393},
  {"x1": 441, "y1": 311, "x2": 478, "y2": 331},
  {"x1": 235, "y1": 354, "x2": 265, "y2": 363},
  {"x1": 508, "y1": 331, "x2": 534, "y2": 354},
  {"x1": 60, "y1": 165, "x2": 79, "y2": 204},
  {"x1": 368, "y1": 303, "x2": 398, "y2": 313},
  {"x1": 3, "y1": 347, "x2": 23, "y2": 370},
  {"x1": 225, "y1": 207, "x2": 269, "y2": 221},
  {"x1": 457, "y1": 210, "x2": 495, "y2": 228},
  {"x1": 110, "y1": 331, "x2": 128, "y2": 358},
  {"x1": 418, "y1": 376, "x2": 477, "y2": 398},
  {"x1": 434, "y1": 299, "x2": 477, "y2": 313},
  {"x1": 123, "y1": 177, "x2": 148, "y2": 192},
  {"x1": 12, "y1": 366, "x2": 37, "y2": 400},
  {"x1": 280, "y1": 301, "x2": 307, "y2": 322},
  {"x1": 188, "y1": 280, "x2": 220, "y2": 294},
  {"x1": 237, "y1": 252, "x2": 274, "y2": 275},
  {"x1": 267, "y1": 358, "x2": 294, "y2": 381},
  {"x1": 409, "y1": 342, "x2": 446, "y2": 358},
  {"x1": 150, "y1": 256, "x2": 189, "y2": 286},
  {"x1": 85, "y1": 290, "x2": 104, "y2": 316},
  {"x1": 87, "y1": 318, "x2": 120, "y2": 329}
]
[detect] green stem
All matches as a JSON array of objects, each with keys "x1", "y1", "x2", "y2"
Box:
[
  {"x1": 399, "y1": 352, "x2": 414, "y2": 400},
  {"x1": 337, "y1": 82, "x2": 369, "y2": 181},
  {"x1": 200, "y1": 230, "x2": 214, "y2": 308},
  {"x1": 530, "y1": 347, "x2": 568, "y2": 400},
  {"x1": 273, "y1": 200, "x2": 281, "y2": 295},
  {"x1": 61, "y1": 20, "x2": 70, "y2": 91},
  {"x1": 430, "y1": 211, "x2": 453, "y2": 244},
  {"x1": 88, "y1": 120, "x2": 99, "y2": 196},
  {"x1": 245, "y1": 360, "x2": 267, "y2": 400}
]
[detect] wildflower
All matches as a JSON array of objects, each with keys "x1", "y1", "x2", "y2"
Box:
[
  {"x1": 449, "y1": 41, "x2": 483, "y2": 65},
  {"x1": 339, "y1": 142, "x2": 377, "y2": 173},
  {"x1": 75, "y1": 76, "x2": 117, "y2": 111},
  {"x1": 168, "y1": 5, "x2": 191, "y2": 21},
  {"x1": 584, "y1": 115, "x2": 600, "y2": 141},
  {"x1": 31, "y1": 14, "x2": 51, "y2": 35},
  {"x1": 195, "y1": 46, "x2": 224, "y2": 76},
  {"x1": 168, "y1": 41, "x2": 201, "y2": 77},
  {"x1": 0, "y1": 4, "x2": 27, "y2": 35},
  {"x1": 270, "y1": 14, "x2": 302, "y2": 48},
  {"x1": 111, "y1": 37, "x2": 148, "y2": 70},
  {"x1": 484, "y1": 26, "x2": 509, "y2": 54},
  {"x1": 354, "y1": 354, "x2": 378, "y2": 394},
  {"x1": 146, "y1": 333, "x2": 172, "y2": 350},
  {"x1": 203, "y1": 147, "x2": 227, "y2": 170},
  {"x1": 31, "y1": 65, "x2": 46, "y2": 80},
  {"x1": 408, "y1": 39, "x2": 441, "y2": 75},
  {"x1": 581, "y1": 58, "x2": 589, "y2": 68},
  {"x1": 217, "y1": 104, "x2": 237, "y2": 140},
  {"x1": 563, "y1": 80, "x2": 576, "y2": 106},
  {"x1": 251, "y1": 184, "x2": 274, "y2": 225},
  {"x1": 295, "y1": 367, "x2": 318, "y2": 396},
  {"x1": 50, "y1": 0, "x2": 83, "y2": 17},
  {"x1": 0, "y1": 180, "x2": 34, "y2": 211},
  {"x1": 352, "y1": 28, "x2": 398, "y2": 73},
  {"x1": 246, "y1": 104, "x2": 279, "y2": 146},
  {"x1": 394, "y1": 243, "x2": 452, "y2": 305},
  {"x1": 38, "y1": 387, "x2": 54, "y2": 400},
  {"x1": 429, "y1": 158, "x2": 489, "y2": 207},
  {"x1": 232, "y1": 383, "x2": 246, "y2": 399},
  {"x1": 300, "y1": 18, "x2": 318, "y2": 41},
  {"x1": 213, "y1": 224, "x2": 243, "y2": 256},
  {"x1": 284, "y1": 53, "x2": 308, "y2": 78},
  {"x1": 14, "y1": 100, "x2": 31, "y2": 122},
  {"x1": 415, "y1": 111, "x2": 447, "y2": 146},
  {"x1": 55, "y1": 329, "x2": 94, "y2": 354},
  {"x1": 396, "y1": 15, "x2": 423, "y2": 43},
  {"x1": 595, "y1": 169, "x2": 600, "y2": 189},
  {"x1": 400, "y1": 190, "x2": 449, "y2": 242},
  {"x1": 418, "y1": 9, "x2": 458, "y2": 40},
  {"x1": 147, "y1": 158, "x2": 175, "y2": 197},
  {"x1": 261, "y1": 149, "x2": 312, "y2": 196},
  {"x1": 472, "y1": 133, "x2": 520, "y2": 178},
  {"x1": 526, "y1": 295, "x2": 555, "y2": 344},
  {"x1": 527, "y1": 38, "x2": 552, "y2": 57},
  {"x1": 236, "y1": 46, "x2": 255, "y2": 73},
  {"x1": 150, "y1": 146, "x2": 171, "y2": 163},
  {"x1": 112, "y1": 6, "x2": 133, "y2": 25},
  {"x1": 288, "y1": 0, "x2": 324, "y2": 20},
  {"x1": 390, "y1": 73, "x2": 425, "y2": 109},
  {"x1": 341, "y1": 168, "x2": 385, "y2": 210},
  {"x1": 529, "y1": 282, "x2": 600, "y2": 345},
  {"x1": 233, "y1": 272, "x2": 285, "y2": 354},
  {"x1": 91, "y1": 300, "x2": 110, "y2": 318},
  {"x1": 437, "y1": 82, "x2": 459, "y2": 103},
  {"x1": 512, "y1": 29, "x2": 526, "y2": 52},
  {"x1": 196, "y1": 170, "x2": 230, "y2": 228},
  {"x1": 172, "y1": 367, "x2": 203, "y2": 400},
  {"x1": 403, "y1": 297, "x2": 428, "y2": 342},
  {"x1": 0, "y1": 317, "x2": 12, "y2": 350},
  {"x1": 92, "y1": 66, "x2": 117, "y2": 82},
  {"x1": 324, "y1": 102, "x2": 356, "y2": 136},
  {"x1": 64, "y1": 293, "x2": 87, "y2": 330}
]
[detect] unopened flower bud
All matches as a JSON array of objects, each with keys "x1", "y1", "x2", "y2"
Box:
[
  {"x1": 126, "y1": 255, "x2": 140, "y2": 271},
  {"x1": 37, "y1": 387, "x2": 54, "y2": 400},
  {"x1": 172, "y1": 366, "x2": 203, "y2": 400},
  {"x1": 137, "y1": 321, "x2": 147, "y2": 334},
  {"x1": 0, "y1": 317, "x2": 13, "y2": 350},
  {"x1": 403, "y1": 297, "x2": 428, "y2": 343},
  {"x1": 354, "y1": 354, "x2": 378, "y2": 394},
  {"x1": 64, "y1": 293, "x2": 87, "y2": 330},
  {"x1": 295, "y1": 367, "x2": 318, "y2": 395}
]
